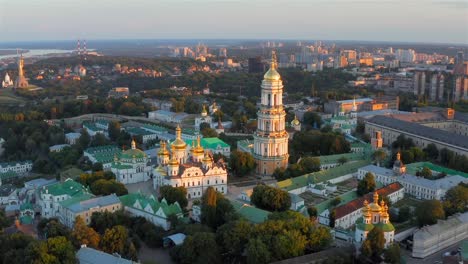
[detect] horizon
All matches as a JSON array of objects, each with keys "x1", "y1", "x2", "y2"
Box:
[{"x1": 1, "y1": 0, "x2": 467, "y2": 44}]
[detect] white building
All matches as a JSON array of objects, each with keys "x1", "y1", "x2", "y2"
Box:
[
  {"x1": 194, "y1": 105, "x2": 213, "y2": 131},
  {"x1": 319, "y1": 182, "x2": 404, "y2": 229},
  {"x1": 0, "y1": 160, "x2": 33, "y2": 175},
  {"x1": 412, "y1": 212, "x2": 468, "y2": 259},
  {"x1": 65, "y1": 132, "x2": 81, "y2": 145},
  {"x1": 110, "y1": 140, "x2": 152, "y2": 184},
  {"x1": 119, "y1": 193, "x2": 183, "y2": 231},
  {"x1": 59, "y1": 194, "x2": 122, "y2": 228},
  {"x1": 153, "y1": 126, "x2": 228, "y2": 199},
  {"x1": 39, "y1": 179, "x2": 93, "y2": 218},
  {"x1": 357, "y1": 156, "x2": 468, "y2": 200},
  {"x1": 0, "y1": 184, "x2": 18, "y2": 205},
  {"x1": 148, "y1": 110, "x2": 188, "y2": 124}
]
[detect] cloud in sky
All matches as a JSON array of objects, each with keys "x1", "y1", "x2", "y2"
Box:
[{"x1": 0, "y1": 0, "x2": 467, "y2": 44}]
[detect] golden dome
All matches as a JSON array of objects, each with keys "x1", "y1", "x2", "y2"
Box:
[
  {"x1": 168, "y1": 145, "x2": 179, "y2": 166},
  {"x1": 202, "y1": 152, "x2": 212, "y2": 163},
  {"x1": 291, "y1": 115, "x2": 300, "y2": 126},
  {"x1": 193, "y1": 136, "x2": 204, "y2": 154},
  {"x1": 172, "y1": 125, "x2": 187, "y2": 149},
  {"x1": 263, "y1": 50, "x2": 281, "y2": 81},
  {"x1": 381, "y1": 205, "x2": 389, "y2": 218},
  {"x1": 158, "y1": 141, "x2": 170, "y2": 156}
]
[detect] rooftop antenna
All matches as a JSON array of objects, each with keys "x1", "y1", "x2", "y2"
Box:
[{"x1": 83, "y1": 39, "x2": 87, "y2": 60}]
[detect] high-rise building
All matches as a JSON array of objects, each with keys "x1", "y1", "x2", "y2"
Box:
[
  {"x1": 218, "y1": 48, "x2": 227, "y2": 57},
  {"x1": 455, "y1": 51, "x2": 464, "y2": 65},
  {"x1": 396, "y1": 49, "x2": 416, "y2": 63},
  {"x1": 429, "y1": 73, "x2": 445, "y2": 101},
  {"x1": 253, "y1": 51, "x2": 289, "y2": 176},
  {"x1": 453, "y1": 61, "x2": 468, "y2": 102},
  {"x1": 413, "y1": 71, "x2": 426, "y2": 97},
  {"x1": 248, "y1": 57, "x2": 265, "y2": 73}
]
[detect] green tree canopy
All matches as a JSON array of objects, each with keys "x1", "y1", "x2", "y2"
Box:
[
  {"x1": 357, "y1": 172, "x2": 376, "y2": 196},
  {"x1": 443, "y1": 183, "x2": 468, "y2": 216},
  {"x1": 416, "y1": 200, "x2": 445, "y2": 227},
  {"x1": 251, "y1": 184, "x2": 291, "y2": 211},
  {"x1": 159, "y1": 185, "x2": 188, "y2": 209},
  {"x1": 229, "y1": 150, "x2": 256, "y2": 176}
]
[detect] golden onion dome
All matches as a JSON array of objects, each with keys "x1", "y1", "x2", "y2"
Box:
[
  {"x1": 193, "y1": 136, "x2": 204, "y2": 154},
  {"x1": 172, "y1": 125, "x2": 187, "y2": 149},
  {"x1": 291, "y1": 115, "x2": 300, "y2": 126},
  {"x1": 202, "y1": 152, "x2": 212, "y2": 163},
  {"x1": 158, "y1": 141, "x2": 170, "y2": 156},
  {"x1": 263, "y1": 50, "x2": 281, "y2": 81},
  {"x1": 369, "y1": 202, "x2": 382, "y2": 212}
]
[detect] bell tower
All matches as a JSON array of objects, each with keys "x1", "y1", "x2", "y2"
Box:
[{"x1": 253, "y1": 51, "x2": 289, "y2": 176}]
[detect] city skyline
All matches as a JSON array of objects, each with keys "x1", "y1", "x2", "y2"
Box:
[{"x1": 1, "y1": 0, "x2": 467, "y2": 44}]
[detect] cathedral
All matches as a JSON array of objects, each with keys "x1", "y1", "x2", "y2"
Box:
[
  {"x1": 153, "y1": 125, "x2": 228, "y2": 199},
  {"x1": 355, "y1": 192, "x2": 395, "y2": 248},
  {"x1": 194, "y1": 105, "x2": 212, "y2": 131},
  {"x1": 253, "y1": 51, "x2": 289, "y2": 176},
  {"x1": 15, "y1": 54, "x2": 29, "y2": 88},
  {"x1": 2, "y1": 72, "x2": 13, "y2": 88},
  {"x1": 110, "y1": 139, "x2": 152, "y2": 184}
]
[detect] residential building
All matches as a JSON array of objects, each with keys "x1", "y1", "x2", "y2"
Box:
[
  {"x1": 59, "y1": 194, "x2": 122, "y2": 228},
  {"x1": 153, "y1": 127, "x2": 228, "y2": 199},
  {"x1": 253, "y1": 51, "x2": 289, "y2": 176},
  {"x1": 108, "y1": 87, "x2": 129, "y2": 99},
  {"x1": 119, "y1": 192, "x2": 183, "y2": 231},
  {"x1": 412, "y1": 212, "x2": 468, "y2": 258}
]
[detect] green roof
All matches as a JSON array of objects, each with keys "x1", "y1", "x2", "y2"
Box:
[
  {"x1": 315, "y1": 190, "x2": 359, "y2": 214},
  {"x1": 317, "y1": 152, "x2": 366, "y2": 165},
  {"x1": 59, "y1": 167, "x2": 84, "y2": 180},
  {"x1": 119, "y1": 193, "x2": 182, "y2": 217},
  {"x1": 59, "y1": 193, "x2": 95, "y2": 208},
  {"x1": 406, "y1": 162, "x2": 468, "y2": 178},
  {"x1": 111, "y1": 162, "x2": 133, "y2": 169},
  {"x1": 20, "y1": 215, "x2": 33, "y2": 225},
  {"x1": 85, "y1": 145, "x2": 120, "y2": 155},
  {"x1": 141, "y1": 124, "x2": 168, "y2": 133},
  {"x1": 83, "y1": 123, "x2": 103, "y2": 132},
  {"x1": 461, "y1": 240, "x2": 468, "y2": 261},
  {"x1": 41, "y1": 179, "x2": 89, "y2": 197},
  {"x1": 85, "y1": 145, "x2": 121, "y2": 164},
  {"x1": 20, "y1": 202, "x2": 33, "y2": 211},
  {"x1": 230, "y1": 200, "x2": 270, "y2": 224},
  {"x1": 127, "y1": 127, "x2": 155, "y2": 136},
  {"x1": 0, "y1": 170, "x2": 18, "y2": 180},
  {"x1": 186, "y1": 137, "x2": 230, "y2": 150},
  {"x1": 375, "y1": 222, "x2": 395, "y2": 232},
  {"x1": 277, "y1": 160, "x2": 371, "y2": 191},
  {"x1": 350, "y1": 142, "x2": 371, "y2": 149},
  {"x1": 356, "y1": 217, "x2": 374, "y2": 231},
  {"x1": 119, "y1": 148, "x2": 146, "y2": 160}
]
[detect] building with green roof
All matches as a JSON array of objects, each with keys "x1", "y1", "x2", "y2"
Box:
[
  {"x1": 19, "y1": 202, "x2": 34, "y2": 225},
  {"x1": 110, "y1": 140, "x2": 152, "y2": 185},
  {"x1": 127, "y1": 127, "x2": 159, "y2": 143},
  {"x1": 406, "y1": 161, "x2": 468, "y2": 178},
  {"x1": 120, "y1": 192, "x2": 183, "y2": 231},
  {"x1": 277, "y1": 160, "x2": 371, "y2": 193},
  {"x1": 230, "y1": 200, "x2": 270, "y2": 224},
  {"x1": 186, "y1": 137, "x2": 231, "y2": 156},
  {"x1": 38, "y1": 179, "x2": 93, "y2": 218},
  {"x1": 0, "y1": 160, "x2": 33, "y2": 179}
]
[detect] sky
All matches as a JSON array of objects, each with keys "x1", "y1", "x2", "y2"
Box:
[{"x1": 1, "y1": 0, "x2": 467, "y2": 44}]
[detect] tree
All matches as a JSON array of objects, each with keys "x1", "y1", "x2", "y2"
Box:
[
  {"x1": 398, "y1": 206, "x2": 410, "y2": 222},
  {"x1": 384, "y1": 243, "x2": 401, "y2": 264},
  {"x1": 229, "y1": 150, "x2": 256, "y2": 176},
  {"x1": 99, "y1": 225, "x2": 137, "y2": 260},
  {"x1": 0, "y1": 210, "x2": 12, "y2": 230},
  {"x1": 418, "y1": 167, "x2": 432, "y2": 178},
  {"x1": 216, "y1": 220, "x2": 253, "y2": 261},
  {"x1": 0, "y1": 233, "x2": 34, "y2": 263},
  {"x1": 92, "y1": 162, "x2": 103, "y2": 172},
  {"x1": 159, "y1": 185, "x2": 188, "y2": 209},
  {"x1": 303, "y1": 112, "x2": 322, "y2": 129},
  {"x1": 108, "y1": 121, "x2": 121, "y2": 141},
  {"x1": 78, "y1": 129, "x2": 90, "y2": 149},
  {"x1": 201, "y1": 127, "x2": 218, "y2": 138},
  {"x1": 246, "y1": 238, "x2": 271, "y2": 264},
  {"x1": 423, "y1": 143, "x2": 439, "y2": 161},
  {"x1": 337, "y1": 156, "x2": 348, "y2": 165},
  {"x1": 175, "y1": 232, "x2": 222, "y2": 264},
  {"x1": 361, "y1": 227, "x2": 385, "y2": 262},
  {"x1": 309, "y1": 225, "x2": 333, "y2": 252},
  {"x1": 90, "y1": 179, "x2": 128, "y2": 196},
  {"x1": 416, "y1": 200, "x2": 445, "y2": 227},
  {"x1": 372, "y1": 149, "x2": 387, "y2": 166},
  {"x1": 90, "y1": 133, "x2": 110, "y2": 147},
  {"x1": 307, "y1": 206, "x2": 318, "y2": 219},
  {"x1": 71, "y1": 216, "x2": 100, "y2": 249},
  {"x1": 201, "y1": 187, "x2": 237, "y2": 229},
  {"x1": 37, "y1": 218, "x2": 70, "y2": 239},
  {"x1": 443, "y1": 184, "x2": 468, "y2": 216},
  {"x1": 357, "y1": 172, "x2": 376, "y2": 196},
  {"x1": 199, "y1": 122, "x2": 211, "y2": 131},
  {"x1": 25, "y1": 236, "x2": 77, "y2": 264},
  {"x1": 331, "y1": 197, "x2": 341, "y2": 207},
  {"x1": 250, "y1": 184, "x2": 291, "y2": 211},
  {"x1": 299, "y1": 157, "x2": 321, "y2": 173}
]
